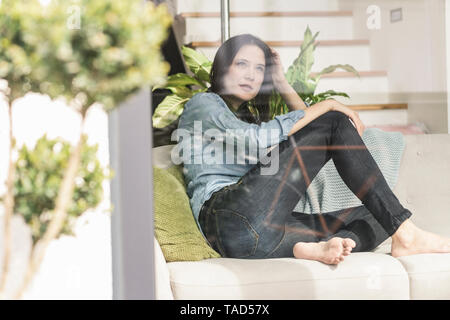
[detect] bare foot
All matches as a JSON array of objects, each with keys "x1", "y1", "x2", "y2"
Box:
[
  {"x1": 293, "y1": 237, "x2": 356, "y2": 265},
  {"x1": 391, "y1": 219, "x2": 450, "y2": 257}
]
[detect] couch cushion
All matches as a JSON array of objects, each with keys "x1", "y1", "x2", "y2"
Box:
[
  {"x1": 372, "y1": 239, "x2": 392, "y2": 254},
  {"x1": 167, "y1": 252, "x2": 409, "y2": 300},
  {"x1": 153, "y1": 165, "x2": 220, "y2": 262},
  {"x1": 396, "y1": 253, "x2": 450, "y2": 300}
]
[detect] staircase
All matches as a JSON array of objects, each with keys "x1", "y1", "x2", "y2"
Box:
[{"x1": 174, "y1": 0, "x2": 408, "y2": 126}]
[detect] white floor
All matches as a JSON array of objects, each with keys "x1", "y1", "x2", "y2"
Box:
[{"x1": 0, "y1": 92, "x2": 112, "y2": 299}]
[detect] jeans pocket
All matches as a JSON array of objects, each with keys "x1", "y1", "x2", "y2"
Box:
[{"x1": 214, "y1": 209, "x2": 259, "y2": 258}]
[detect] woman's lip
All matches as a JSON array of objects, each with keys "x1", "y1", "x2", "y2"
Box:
[{"x1": 239, "y1": 84, "x2": 253, "y2": 91}]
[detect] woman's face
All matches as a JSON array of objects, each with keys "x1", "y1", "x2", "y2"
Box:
[{"x1": 221, "y1": 44, "x2": 266, "y2": 109}]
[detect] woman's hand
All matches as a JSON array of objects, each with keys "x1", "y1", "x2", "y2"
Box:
[
  {"x1": 269, "y1": 47, "x2": 288, "y2": 91},
  {"x1": 328, "y1": 100, "x2": 365, "y2": 137}
]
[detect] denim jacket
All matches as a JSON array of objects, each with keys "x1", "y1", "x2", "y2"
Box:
[{"x1": 174, "y1": 92, "x2": 307, "y2": 234}]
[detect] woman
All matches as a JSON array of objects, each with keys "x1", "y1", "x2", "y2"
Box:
[{"x1": 176, "y1": 34, "x2": 450, "y2": 265}]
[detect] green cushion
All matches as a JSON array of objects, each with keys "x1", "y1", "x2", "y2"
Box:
[{"x1": 153, "y1": 165, "x2": 221, "y2": 262}]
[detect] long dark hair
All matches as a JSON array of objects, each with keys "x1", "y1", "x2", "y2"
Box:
[{"x1": 207, "y1": 34, "x2": 275, "y2": 124}]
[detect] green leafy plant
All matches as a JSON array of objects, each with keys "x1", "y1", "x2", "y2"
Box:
[
  {"x1": 152, "y1": 26, "x2": 360, "y2": 126},
  {"x1": 0, "y1": 0, "x2": 50, "y2": 297},
  {"x1": 0, "y1": 0, "x2": 172, "y2": 299},
  {"x1": 11, "y1": 135, "x2": 110, "y2": 245}
]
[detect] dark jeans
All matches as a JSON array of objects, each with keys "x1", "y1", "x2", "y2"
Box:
[{"x1": 198, "y1": 111, "x2": 412, "y2": 259}]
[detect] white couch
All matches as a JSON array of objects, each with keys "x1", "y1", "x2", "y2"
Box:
[{"x1": 153, "y1": 134, "x2": 450, "y2": 300}]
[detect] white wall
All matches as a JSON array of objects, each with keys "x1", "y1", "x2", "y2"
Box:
[{"x1": 446, "y1": 0, "x2": 450, "y2": 133}]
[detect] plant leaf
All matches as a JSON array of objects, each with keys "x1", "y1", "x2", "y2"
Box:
[
  {"x1": 292, "y1": 79, "x2": 316, "y2": 96},
  {"x1": 313, "y1": 90, "x2": 350, "y2": 103},
  {"x1": 315, "y1": 90, "x2": 350, "y2": 99},
  {"x1": 311, "y1": 64, "x2": 360, "y2": 81},
  {"x1": 152, "y1": 94, "x2": 191, "y2": 128},
  {"x1": 200, "y1": 61, "x2": 212, "y2": 74},
  {"x1": 181, "y1": 46, "x2": 212, "y2": 83},
  {"x1": 162, "y1": 86, "x2": 196, "y2": 97},
  {"x1": 286, "y1": 25, "x2": 319, "y2": 92},
  {"x1": 152, "y1": 73, "x2": 206, "y2": 91}
]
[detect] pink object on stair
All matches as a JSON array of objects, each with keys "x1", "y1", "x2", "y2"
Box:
[{"x1": 367, "y1": 122, "x2": 429, "y2": 135}]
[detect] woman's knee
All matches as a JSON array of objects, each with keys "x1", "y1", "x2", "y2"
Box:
[
  {"x1": 289, "y1": 111, "x2": 348, "y2": 142},
  {"x1": 317, "y1": 111, "x2": 348, "y2": 123},
  {"x1": 313, "y1": 111, "x2": 351, "y2": 134}
]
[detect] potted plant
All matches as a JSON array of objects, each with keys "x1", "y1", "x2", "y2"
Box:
[
  {"x1": 0, "y1": 0, "x2": 172, "y2": 298},
  {"x1": 0, "y1": 0, "x2": 48, "y2": 296}
]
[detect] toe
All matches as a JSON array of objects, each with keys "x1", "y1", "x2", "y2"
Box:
[{"x1": 344, "y1": 238, "x2": 356, "y2": 249}]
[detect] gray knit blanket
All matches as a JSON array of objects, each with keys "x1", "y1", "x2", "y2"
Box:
[{"x1": 294, "y1": 128, "x2": 405, "y2": 214}]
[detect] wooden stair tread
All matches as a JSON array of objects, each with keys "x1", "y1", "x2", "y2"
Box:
[
  {"x1": 188, "y1": 39, "x2": 370, "y2": 47},
  {"x1": 312, "y1": 71, "x2": 387, "y2": 78},
  {"x1": 180, "y1": 11, "x2": 353, "y2": 18},
  {"x1": 348, "y1": 104, "x2": 407, "y2": 111}
]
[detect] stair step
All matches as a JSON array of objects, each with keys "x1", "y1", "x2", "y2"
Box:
[
  {"x1": 356, "y1": 109, "x2": 408, "y2": 126},
  {"x1": 177, "y1": 0, "x2": 340, "y2": 13},
  {"x1": 277, "y1": 46, "x2": 371, "y2": 72},
  {"x1": 190, "y1": 43, "x2": 372, "y2": 72},
  {"x1": 312, "y1": 71, "x2": 387, "y2": 78},
  {"x1": 183, "y1": 13, "x2": 355, "y2": 41},
  {"x1": 180, "y1": 11, "x2": 353, "y2": 18},
  {"x1": 348, "y1": 103, "x2": 407, "y2": 111},
  {"x1": 315, "y1": 76, "x2": 389, "y2": 94},
  {"x1": 189, "y1": 40, "x2": 370, "y2": 47},
  {"x1": 346, "y1": 104, "x2": 408, "y2": 126}
]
